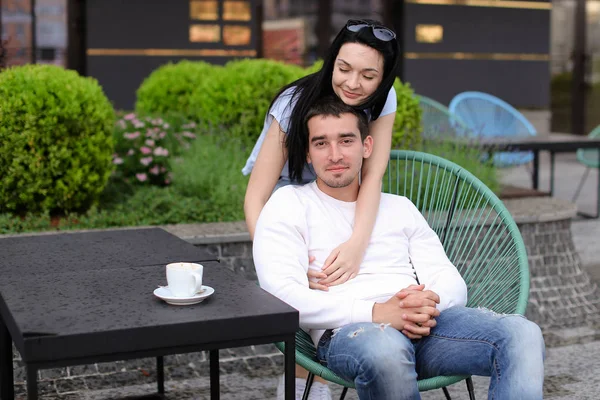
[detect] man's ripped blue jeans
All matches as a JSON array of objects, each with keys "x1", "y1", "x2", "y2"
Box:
[{"x1": 316, "y1": 306, "x2": 545, "y2": 400}]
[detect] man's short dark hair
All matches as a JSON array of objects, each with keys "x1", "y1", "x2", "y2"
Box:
[{"x1": 304, "y1": 96, "x2": 369, "y2": 140}]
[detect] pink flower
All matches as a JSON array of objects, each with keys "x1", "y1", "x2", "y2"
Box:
[
  {"x1": 164, "y1": 178, "x2": 171, "y2": 185},
  {"x1": 140, "y1": 157, "x2": 153, "y2": 166},
  {"x1": 163, "y1": 123, "x2": 170, "y2": 129},
  {"x1": 183, "y1": 122, "x2": 197, "y2": 129},
  {"x1": 140, "y1": 146, "x2": 152, "y2": 155},
  {"x1": 134, "y1": 121, "x2": 145, "y2": 129},
  {"x1": 127, "y1": 149, "x2": 135, "y2": 156},
  {"x1": 159, "y1": 131, "x2": 167, "y2": 139},
  {"x1": 136, "y1": 173, "x2": 148, "y2": 182},
  {"x1": 113, "y1": 157, "x2": 124, "y2": 165},
  {"x1": 153, "y1": 147, "x2": 169, "y2": 157},
  {"x1": 149, "y1": 165, "x2": 160, "y2": 175},
  {"x1": 182, "y1": 131, "x2": 197, "y2": 139},
  {"x1": 124, "y1": 131, "x2": 140, "y2": 140},
  {"x1": 117, "y1": 120, "x2": 127, "y2": 129},
  {"x1": 160, "y1": 166, "x2": 167, "y2": 173},
  {"x1": 124, "y1": 113, "x2": 136, "y2": 120},
  {"x1": 145, "y1": 139, "x2": 155, "y2": 147}
]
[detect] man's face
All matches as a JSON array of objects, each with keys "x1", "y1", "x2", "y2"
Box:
[{"x1": 306, "y1": 113, "x2": 373, "y2": 196}]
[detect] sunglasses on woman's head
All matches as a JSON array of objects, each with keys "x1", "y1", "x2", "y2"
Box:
[{"x1": 346, "y1": 20, "x2": 396, "y2": 42}]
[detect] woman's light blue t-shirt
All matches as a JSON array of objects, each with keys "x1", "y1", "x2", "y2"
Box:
[{"x1": 242, "y1": 86, "x2": 397, "y2": 181}]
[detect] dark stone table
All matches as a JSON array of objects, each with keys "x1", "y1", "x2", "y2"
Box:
[{"x1": 0, "y1": 228, "x2": 298, "y2": 399}]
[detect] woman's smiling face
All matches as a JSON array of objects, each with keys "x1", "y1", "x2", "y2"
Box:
[{"x1": 332, "y1": 42, "x2": 385, "y2": 106}]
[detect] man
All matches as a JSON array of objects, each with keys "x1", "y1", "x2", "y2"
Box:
[{"x1": 253, "y1": 97, "x2": 545, "y2": 399}]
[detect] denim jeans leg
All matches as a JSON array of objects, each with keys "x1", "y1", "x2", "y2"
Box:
[
  {"x1": 414, "y1": 306, "x2": 545, "y2": 400},
  {"x1": 316, "y1": 322, "x2": 420, "y2": 400}
]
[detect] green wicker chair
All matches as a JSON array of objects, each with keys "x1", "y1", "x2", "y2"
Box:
[
  {"x1": 275, "y1": 150, "x2": 530, "y2": 400},
  {"x1": 418, "y1": 95, "x2": 470, "y2": 138},
  {"x1": 571, "y1": 124, "x2": 600, "y2": 208}
]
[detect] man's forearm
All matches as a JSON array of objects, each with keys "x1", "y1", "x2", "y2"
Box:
[{"x1": 260, "y1": 276, "x2": 375, "y2": 330}]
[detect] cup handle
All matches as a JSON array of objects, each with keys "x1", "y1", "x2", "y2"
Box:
[{"x1": 191, "y1": 271, "x2": 203, "y2": 294}]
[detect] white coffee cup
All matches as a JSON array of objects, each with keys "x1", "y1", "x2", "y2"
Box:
[{"x1": 166, "y1": 262, "x2": 204, "y2": 297}]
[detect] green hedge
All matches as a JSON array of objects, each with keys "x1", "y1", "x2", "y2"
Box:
[
  {"x1": 0, "y1": 64, "x2": 115, "y2": 214},
  {"x1": 392, "y1": 78, "x2": 422, "y2": 148},
  {"x1": 550, "y1": 72, "x2": 600, "y2": 134},
  {"x1": 187, "y1": 58, "x2": 306, "y2": 144},
  {"x1": 136, "y1": 59, "x2": 423, "y2": 147},
  {"x1": 135, "y1": 60, "x2": 219, "y2": 119}
]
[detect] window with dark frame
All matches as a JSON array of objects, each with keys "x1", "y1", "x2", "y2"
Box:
[{"x1": 189, "y1": 0, "x2": 252, "y2": 46}]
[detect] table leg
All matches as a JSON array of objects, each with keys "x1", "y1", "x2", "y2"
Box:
[
  {"x1": 597, "y1": 148, "x2": 600, "y2": 218},
  {"x1": 284, "y1": 336, "x2": 295, "y2": 400},
  {"x1": 550, "y1": 151, "x2": 556, "y2": 196},
  {"x1": 156, "y1": 356, "x2": 164, "y2": 394},
  {"x1": 532, "y1": 150, "x2": 540, "y2": 190},
  {"x1": 26, "y1": 367, "x2": 37, "y2": 400},
  {"x1": 577, "y1": 147, "x2": 600, "y2": 219},
  {"x1": 0, "y1": 318, "x2": 14, "y2": 400},
  {"x1": 210, "y1": 350, "x2": 219, "y2": 400}
]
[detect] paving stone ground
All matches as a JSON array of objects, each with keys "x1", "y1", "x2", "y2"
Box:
[
  {"x1": 30, "y1": 339, "x2": 600, "y2": 400},
  {"x1": 13, "y1": 151, "x2": 600, "y2": 399}
]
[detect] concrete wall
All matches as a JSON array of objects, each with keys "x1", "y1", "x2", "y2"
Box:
[{"x1": 404, "y1": 3, "x2": 551, "y2": 108}]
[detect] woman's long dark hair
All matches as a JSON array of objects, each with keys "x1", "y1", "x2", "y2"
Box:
[{"x1": 274, "y1": 19, "x2": 400, "y2": 182}]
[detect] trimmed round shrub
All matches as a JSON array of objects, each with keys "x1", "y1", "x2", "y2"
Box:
[
  {"x1": 304, "y1": 59, "x2": 323, "y2": 75},
  {"x1": 0, "y1": 64, "x2": 115, "y2": 214},
  {"x1": 187, "y1": 58, "x2": 305, "y2": 143},
  {"x1": 392, "y1": 78, "x2": 423, "y2": 148},
  {"x1": 135, "y1": 60, "x2": 219, "y2": 118}
]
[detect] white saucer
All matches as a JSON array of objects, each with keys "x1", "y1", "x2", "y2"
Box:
[{"x1": 153, "y1": 285, "x2": 215, "y2": 306}]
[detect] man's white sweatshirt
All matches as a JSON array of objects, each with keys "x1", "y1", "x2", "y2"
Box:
[{"x1": 253, "y1": 182, "x2": 468, "y2": 346}]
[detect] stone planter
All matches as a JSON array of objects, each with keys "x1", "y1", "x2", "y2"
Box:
[{"x1": 502, "y1": 197, "x2": 600, "y2": 330}]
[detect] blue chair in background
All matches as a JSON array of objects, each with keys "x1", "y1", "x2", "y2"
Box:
[
  {"x1": 417, "y1": 95, "x2": 470, "y2": 138},
  {"x1": 449, "y1": 91, "x2": 537, "y2": 167}
]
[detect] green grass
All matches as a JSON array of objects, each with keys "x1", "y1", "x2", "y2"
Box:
[
  {"x1": 388, "y1": 139, "x2": 500, "y2": 195},
  {"x1": 169, "y1": 132, "x2": 249, "y2": 222}
]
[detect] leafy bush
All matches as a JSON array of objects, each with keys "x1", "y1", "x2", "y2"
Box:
[
  {"x1": 551, "y1": 72, "x2": 572, "y2": 94},
  {"x1": 0, "y1": 64, "x2": 115, "y2": 214},
  {"x1": 71, "y1": 187, "x2": 212, "y2": 228},
  {"x1": 551, "y1": 71, "x2": 600, "y2": 133},
  {"x1": 111, "y1": 113, "x2": 198, "y2": 186},
  {"x1": 304, "y1": 59, "x2": 323, "y2": 74},
  {"x1": 6, "y1": 187, "x2": 211, "y2": 233},
  {"x1": 188, "y1": 58, "x2": 305, "y2": 144},
  {"x1": 135, "y1": 60, "x2": 219, "y2": 119},
  {"x1": 392, "y1": 78, "x2": 422, "y2": 148},
  {"x1": 135, "y1": 58, "x2": 422, "y2": 149}
]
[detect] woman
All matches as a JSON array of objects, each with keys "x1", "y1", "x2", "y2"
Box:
[
  {"x1": 244, "y1": 19, "x2": 400, "y2": 284},
  {"x1": 243, "y1": 19, "x2": 400, "y2": 399}
]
